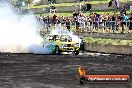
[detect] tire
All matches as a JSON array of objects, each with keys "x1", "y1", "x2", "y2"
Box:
[
  {"x1": 55, "y1": 46, "x2": 60, "y2": 55},
  {"x1": 74, "y1": 50, "x2": 79, "y2": 55},
  {"x1": 76, "y1": 75, "x2": 85, "y2": 85}
]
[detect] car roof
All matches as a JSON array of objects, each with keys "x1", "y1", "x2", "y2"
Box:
[{"x1": 49, "y1": 34, "x2": 70, "y2": 36}]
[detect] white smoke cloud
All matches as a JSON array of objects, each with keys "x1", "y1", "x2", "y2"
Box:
[
  {"x1": 0, "y1": 2, "x2": 51, "y2": 54},
  {"x1": 0, "y1": 1, "x2": 82, "y2": 54}
]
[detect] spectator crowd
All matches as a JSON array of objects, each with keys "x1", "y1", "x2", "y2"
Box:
[{"x1": 36, "y1": 6, "x2": 132, "y2": 33}]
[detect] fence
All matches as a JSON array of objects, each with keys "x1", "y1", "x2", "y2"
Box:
[
  {"x1": 76, "y1": 20, "x2": 131, "y2": 33},
  {"x1": 38, "y1": 18, "x2": 132, "y2": 34}
]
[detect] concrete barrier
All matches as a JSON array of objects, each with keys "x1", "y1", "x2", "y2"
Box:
[
  {"x1": 55, "y1": 0, "x2": 77, "y2": 3},
  {"x1": 91, "y1": 2, "x2": 129, "y2": 10},
  {"x1": 24, "y1": 8, "x2": 48, "y2": 14},
  {"x1": 84, "y1": 43, "x2": 132, "y2": 55},
  {"x1": 26, "y1": 5, "x2": 80, "y2": 13},
  {"x1": 55, "y1": 6, "x2": 80, "y2": 12},
  {"x1": 77, "y1": 32, "x2": 132, "y2": 40}
]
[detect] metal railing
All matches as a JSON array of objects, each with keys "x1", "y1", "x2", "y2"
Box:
[
  {"x1": 78, "y1": 20, "x2": 131, "y2": 33},
  {"x1": 37, "y1": 18, "x2": 131, "y2": 34}
]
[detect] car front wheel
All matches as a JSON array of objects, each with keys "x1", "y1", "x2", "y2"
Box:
[
  {"x1": 74, "y1": 50, "x2": 79, "y2": 55},
  {"x1": 55, "y1": 46, "x2": 60, "y2": 55}
]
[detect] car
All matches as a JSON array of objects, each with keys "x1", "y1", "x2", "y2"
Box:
[{"x1": 44, "y1": 34, "x2": 81, "y2": 55}]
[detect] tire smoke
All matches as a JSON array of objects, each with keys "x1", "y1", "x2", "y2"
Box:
[
  {"x1": 0, "y1": 2, "x2": 51, "y2": 54},
  {"x1": 0, "y1": 1, "x2": 82, "y2": 54}
]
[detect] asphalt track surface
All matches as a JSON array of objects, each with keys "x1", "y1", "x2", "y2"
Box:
[{"x1": 0, "y1": 52, "x2": 132, "y2": 88}]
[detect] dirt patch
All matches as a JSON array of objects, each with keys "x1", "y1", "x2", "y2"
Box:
[{"x1": 0, "y1": 53, "x2": 131, "y2": 88}]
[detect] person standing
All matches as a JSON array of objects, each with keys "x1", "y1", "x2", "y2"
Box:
[
  {"x1": 120, "y1": 6, "x2": 126, "y2": 15},
  {"x1": 43, "y1": 16, "x2": 47, "y2": 28},
  {"x1": 114, "y1": 0, "x2": 120, "y2": 9},
  {"x1": 111, "y1": 14, "x2": 116, "y2": 33},
  {"x1": 102, "y1": 13, "x2": 108, "y2": 32},
  {"x1": 94, "y1": 14, "x2": 99, "y2": 31},
  {"x1": 108, "y1": 0, "x2": 113, "y2": 7},
  {"x1": 73, "y1": 10, "x2": 78, "y2": 18},
  {"x1": 65, "y1": 17, "x2": 71, "y2": 31},
  {"x1": 55, "y1": 17, "x2": 61, "y2": 29},
  {"x1": 121, "y1": 14, "x2": 129, "y2": 33},
  {"x1": 46, "y1": 16, "x2": 51, "y2": 31},
  {"x1": 128, "y1": 14, "x2": 132, "y2": 33},
  {"x1": 52, "y1": 14, "x2": 57, "y2": 24}
]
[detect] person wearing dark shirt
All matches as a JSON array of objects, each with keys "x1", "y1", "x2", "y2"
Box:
[
  {"x1": 75, "y1": 17, "x2": 80, "y2": 31},
  {"x1": 73, "y1": 11, "x2": 77, "y2": 18},
  {"x1": 56, "y1": 18, "x2": 61, "y2": 25},
  {"x1": 120, "y1": 6, "x2": 126, "y2": 15},
  {"x1": 111, "y1": 15, "x2": 116, "y2": 32},
  {"x1": 108, "y1": 0, "x2": 114, "y2": 7},
  {"x1": 65, "y1": 18, "x2": 71, "y2": 31},
  {"x1": 52, "y1": 14, "x2": 57, "y2": 24},
  {"x1": 43, "y1": 16, "x2": 47, "y2": 24},
  {"x1": 128, "y1": 14, "x2": 132, "y2": 33},
  {"x1": 94, "y1": 15, "x2": 99, "y2": 30},
  {"x1": 48, "y1": 0, "x2": 52, "y2": 4}
]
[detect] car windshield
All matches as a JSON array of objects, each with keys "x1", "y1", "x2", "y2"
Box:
[
  {"x1": 60, "y1": 35, "x2": 72, "y2": 42},
  {"x1": 49, "y1": 35, "x2": 60, "y2": 41}
]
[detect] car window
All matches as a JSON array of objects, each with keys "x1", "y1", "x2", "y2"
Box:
[
  {"x1": 56, "y1": 35, "x2": 60, "y2": 40},
  {"x1": 60, "y1": 35, "x2": 72, "y2": 42},
  {"x1": 49, "y1": 36, "x2": 54, "y2": 41},
  {"x1": 49, "y1": 35, "x2": 60, "y2": 41}
]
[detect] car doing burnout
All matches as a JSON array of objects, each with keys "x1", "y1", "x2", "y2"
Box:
[{"x1": 45, "y1": 34, "x2": 81, "y2": 55}]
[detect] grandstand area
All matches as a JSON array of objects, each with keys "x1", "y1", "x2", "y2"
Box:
[{"x1": 24, "y1": 0, "x2": 131, "y2": 34}]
